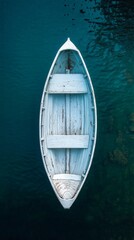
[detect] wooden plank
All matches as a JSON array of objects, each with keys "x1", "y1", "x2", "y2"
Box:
[
  {"x1": 48, "y1": 74, "x2": 87, "y2": 93},
  {"x1": 47, "y1": 135, "x2": 89, "y2": 149},
  {"x1": 65, "y1": 94, "x2": 70, "y2": 173},
  {"x1": 48, "y1": 95, "x2": 66, "y2": 135},
  {"x1": 53, "y1": 174, "x2": 81, "y2": 181}
]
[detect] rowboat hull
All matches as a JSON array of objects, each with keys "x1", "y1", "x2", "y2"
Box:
[{"x1": 39, "y1": 38, "x2": 97, "y2": 209}]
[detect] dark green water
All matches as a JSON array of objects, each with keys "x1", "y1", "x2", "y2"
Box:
[{"x1": 0, "y1": 0, "x2": 134, "y2": 239}]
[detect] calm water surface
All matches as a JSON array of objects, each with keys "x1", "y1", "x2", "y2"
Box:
[{"x1": 0, "y1": 0, "x2": 134, "y2": 239}]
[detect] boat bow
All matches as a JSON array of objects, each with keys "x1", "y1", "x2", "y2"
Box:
[{"x1": 59, "y1": 38, "x2": 78, "y2": 52}]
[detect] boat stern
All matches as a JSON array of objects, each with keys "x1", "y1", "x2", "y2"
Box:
[
  {"x1": 59, "y1": 198, "x2": 75, "y2": 209},
  {"x1": 52, "y1": 174, "x2": 81, "y2": 209}
]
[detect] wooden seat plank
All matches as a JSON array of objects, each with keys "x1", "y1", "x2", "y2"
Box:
[
  {"x1": 48, "y1": 74, "x2": 87, "y2": 93},
  {"x1": 47, "y1": 135, "x2": 89, "y2": 149},
  {"x1": 52, "y1": 174, "x2": 81, "y2": 181}
]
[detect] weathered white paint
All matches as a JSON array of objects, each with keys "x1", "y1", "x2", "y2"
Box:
[
  {"x1": 39, "y1": 38, "x2": 97, "y2": 209},
  {"x1": 47, "y1": 135, "x2": 89, "y2": 148}
]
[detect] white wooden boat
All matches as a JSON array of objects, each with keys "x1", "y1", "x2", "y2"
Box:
[{"x1": 39, "y1": 38, "x2": 97, "y2": 209}]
